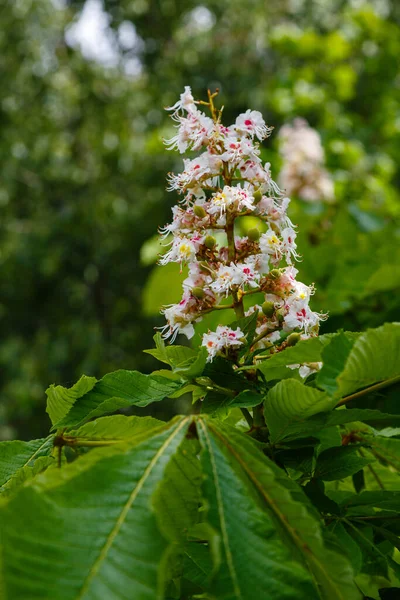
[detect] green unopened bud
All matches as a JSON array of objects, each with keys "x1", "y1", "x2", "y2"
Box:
[
  {"x1": 287, "y1": 332, "x2": 301, "y2": 346},
  {"x1": 198, "y1": 261, "x2": 211, "y2": 273},
  {"x1": 192, "y1": 287, "x2": 205, "y2": 299},
  {"x1": 204, "y1": 235, "x2": 216, "y2": 249},
  {"x1": 276, "y1": 308, "x2": 285, "y2": 323},
  {"x1": 247, "y1": 228, "x2": 260, "y2": 242},
  {"x1": 194, "y1": 205, "x2": 207, "y2": 218},
  {"x1": 269, "y1": 269, "x2": 281, "y2": 280},
  {"x1": 253, "y1": 189, "x2": 263, "y2": 204},
  {"x1": 262, "y1": 301, "x2": 275, "y2": 318}
]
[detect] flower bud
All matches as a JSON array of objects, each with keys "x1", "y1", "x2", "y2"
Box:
[
  {"x1": 269, "y1": 269, "x2": 281, "y2": 280},
  {"x1": 194, "y1": 205, "x2": 207, "y2": 218},
  {"x1": 192, "y1": 286, "x2": 205, "y2": 299},
  {"x1": 253, "y1": 189, "x2": 263, "y2": 204},
  {"x1": 287, "y1": 332, "x2": 301, "y2": 346},
  {"x1": 198, "y1": 261, "x2": 211, "y2": 273},
  {"x1": 261, "y1": 301, "x2": 275, "y2": 317},
  {"x1": 247, "y1": 228, "x2": 260, "y2": 242},
  {"x1": 276, "y1": 308, "x2": 285, "y2": 323},
  {"x1": 204, "y1": 235, "x2": 217, "y2": 249}
]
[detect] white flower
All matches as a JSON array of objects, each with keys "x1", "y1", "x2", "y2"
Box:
[
  {"x1": 207, "y1": 186, "x2": 255, "y2": 217},
  {"x1": 235, "y1": 110, "x2": 272, "y2": 141},
  {"x1": 165, "y1": 110, "x2": 214, "y2": 153},
  {"x1": 278, "y1": 118, "x2": 334, "y2": 203},
  {"x1": 238, "y1": 261, "x2": 260, "y2": 288},
  {"x1": 281, "y1": 227, "x2": 298, "y2": 262},
  {"x1": 202, "y1": 325, "x2": 245, "y2": 362},
  {"x1": 259, "y1": 229, "x2": 282, "y2": 262},
  {"x1": 166, "y1": 86, "x2": 197, "y2": 117},
  {"x1": 287, "y1": 361, "x2": 322, "y2": 379},
  {"x1": 220, "y1": 135, "x2": 260, "y2": 165},
  {"x1": 283, "y1": 304, "x2": 321, "y2": 334},
  {"x1": 183, "y1": 261, "x2": 212, "y2": 290},
  {"x1": 210, "y1": 263, "x2": 243, "y2": 295},
  {"x1": 159, "y1": 236, "x2": 202, "y2": 265},
  {"x1": 167, "y1": 153, "x2": 222, "y2": 193},
  {"x1": 244, "y1": 254, "x2": 270, "y2": 276},
  {"x1": 160, "y1": 292, "x2": 198, "y2": 342}
]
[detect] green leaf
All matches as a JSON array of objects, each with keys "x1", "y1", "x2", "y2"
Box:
[
  {"x1": 360, "y1": 434, "x2": 400, "y2": 472},
  {"x1": 173, "y1": 347, "x2": 207, "y2": 379},
  {"x1": 1, "y1": 456, "x2": 55, "y2": 498},
  {"x1": 342, "y1": 491, "x2": 400, "y2": 513},
  {"x1": 0, "y1": 436, "x2": 54, "y2": 490},
  {"x1": 229, "y1": 310, "x2": 259, "y2": 346},
  {"x1": 228, "y1": 389, "x2": 263, "y2": 408},
  {"x1": 257, "y1": 333, "x2": 341, "y2": 376},
  {"x1": 197, "y1": 419, "x2": 361, "y2": 600},
  {"x1": 0, "y1": 417, "x2": 190, "y2": 600},
  {"x1": 54, "y1": 370, "x2": 182, "y2": 429},
  {"x1": 201, "y1": 391, "x2": 232, "y2": 416},
  {"x1": 314, "y1": 427, "x2": 343, "y2": 460},
  {"x1": 265, "y1": 379, "x2": 337, "y2": 443},
  {"x1": 154, "y1": 437, "x2": 202, "y2": 544},
  {"x1": 182, "y1": 543, "x2": 214, "y2": 590},
  {"x1": 46, "y1": 375, "x2": 97, "y2": 426},
  {"x1": 196, "y1": 419, "x2": 316, "y2": 600},
  {"x1": 144, "y1": 334, "x2": 197, "y2": 368},
  {"x1": 327, "y1": 522, "x2": 363, "y2": 574},
  {"x1": 203, "y1": 357, "x2": 252, "y2": 392},
  {"x1": 66, "y1": 414, "x2": 165, "y2": 442},
  {"x1": 314, "y1": 446, "x2": 373, "y2": 482},
  {"x1": 317, "y1": 332, "x2": 356, "y2": 396},
  {"x1": 317, "y1": 323, "x2": 400, "y2": 399}
]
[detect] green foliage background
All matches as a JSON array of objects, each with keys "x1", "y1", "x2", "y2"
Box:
[{"x1": 1, "y1": 0, "x2": 399, "y2": 440}]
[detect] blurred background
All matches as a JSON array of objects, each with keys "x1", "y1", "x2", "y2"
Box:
[{"x1": 1, "y1": 0, "x2": 399, "y2": 440}]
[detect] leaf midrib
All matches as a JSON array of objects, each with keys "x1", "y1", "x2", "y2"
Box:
[
  {"x1": 209, "y1": 423, "x2": 351, "y2": 600},
  {"x1": 198, "y1": 420, "x2": 242, "y2": 600},
  {"x1": 76, "y1": 417, "x2": 189, "y2": 600}
]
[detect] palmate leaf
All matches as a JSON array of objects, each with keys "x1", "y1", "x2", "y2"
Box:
[
  {"x1": 51, "y1": 370, "x2": 182, "y2": 430},
  {"x1": 0, "y1": 436, "x2": 54, "y2": 491},
  {"x1": 196, "y1": 419, "x2": 316, "y2": 600},
  {"x1": 264, "y1": 379, "x2": 337, "y2": 443},
  {"x1": 0, "y1": 417, "x2": 190, "y2": 600},
  {"x1": 196, "y1": 419, "x2": 361, "y2": 600},
  {"x1": 317, "y1": 323, "x2": 400, "y2": 399}
]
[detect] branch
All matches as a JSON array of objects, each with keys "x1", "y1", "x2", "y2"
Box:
[{"x1": 336, "y1": 375, "x2": 400, "y2": 407}]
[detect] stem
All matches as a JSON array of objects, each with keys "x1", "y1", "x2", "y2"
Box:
[
  {"x1": 253, "y1": 404, "x2": 265, "y2": 428},
  {"x1": 251, "y1": 327, "x2": 273, "y2": 347},
  {"x1": 336, "y1": 375, "x2": 400, "y2": 407},
  {"x1": 241, "y1": 408, "x2": 253, "y2": 428},
  {"x1": 63, "y1": 438, "x2": 122, "y2": 447},
  {"x1": 201, "y1": 304, "x2": 234, "y2": 316},
  {"x1": 352, "y1": 515, "x2": 400, "y2": 521},
  {"x1": 226, "y1": 215, "x2": 245, "y2": 319}
]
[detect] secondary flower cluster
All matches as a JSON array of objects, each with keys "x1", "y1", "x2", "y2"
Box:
[
  {"x1": 278, "y1": 118, "x2": 334, "y2": 203},
  {"x1": 159, "y1": 88, "x2": 326, "y2": 362}
]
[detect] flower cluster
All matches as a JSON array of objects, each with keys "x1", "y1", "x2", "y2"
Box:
[
  {"x1": 159, "y1": 88, "x2": 326, "y2": 362},
  {"x1": 278, "y1": 118, "x2": 334, "y2": 203}
]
